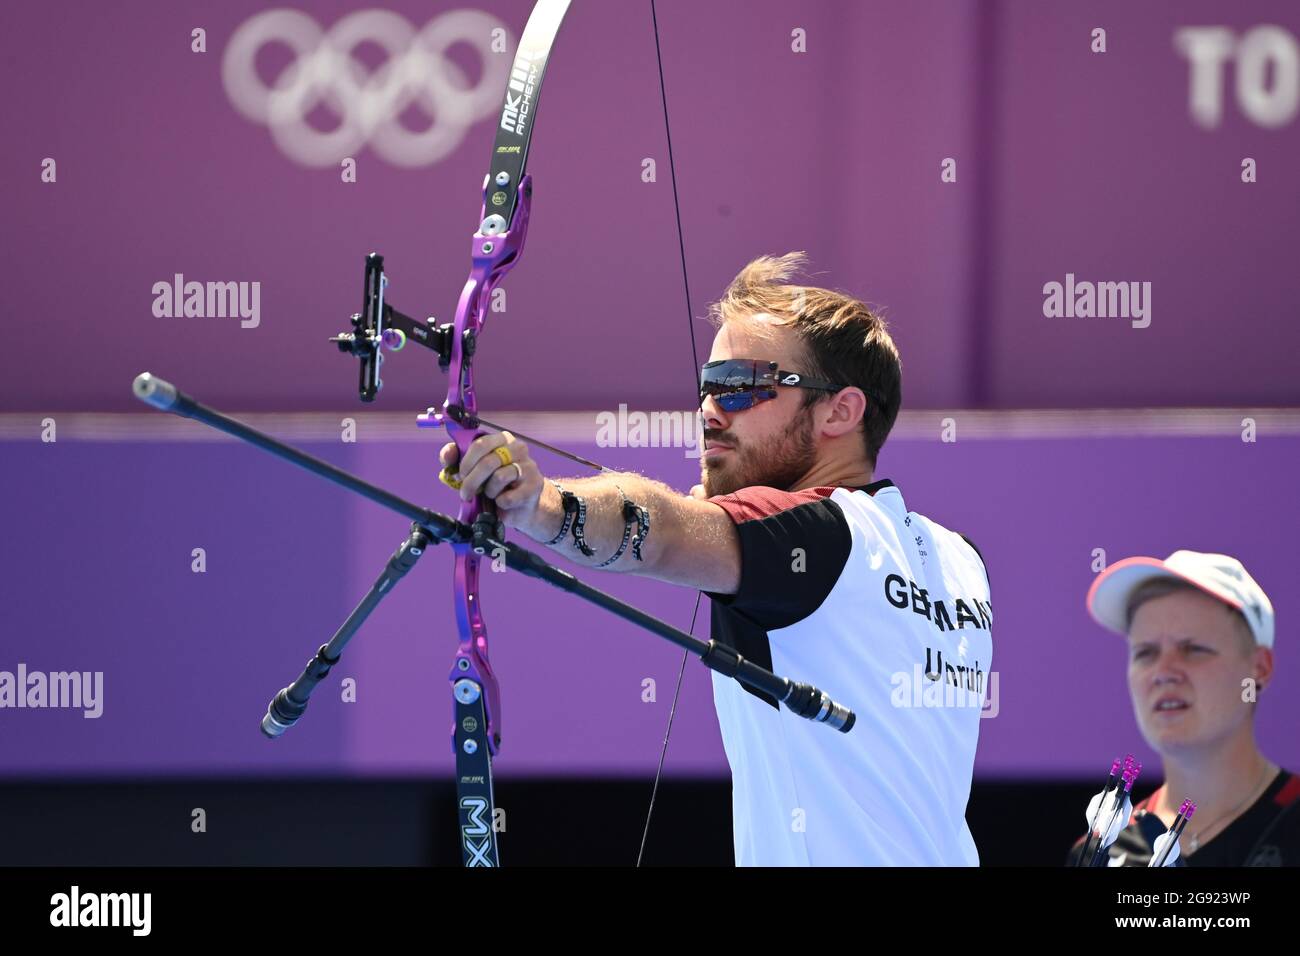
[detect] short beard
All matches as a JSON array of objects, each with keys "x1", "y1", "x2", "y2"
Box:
[{"x1": 701, "y1": 402, "x2": 817, "y2": 497}]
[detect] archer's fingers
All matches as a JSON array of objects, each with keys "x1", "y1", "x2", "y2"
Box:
[
  {"x1": 458, "y1": 434, "x2": 533, "y2": 500},
  {"x1": 456, "y1": 432, "x2": 504, "y2": 478},
  {"x1": 484, "y1": 459, "x2": 532, "y2": 501}
]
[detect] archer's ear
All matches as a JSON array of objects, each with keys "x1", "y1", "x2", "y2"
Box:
[
  {"x1": 1254, "y1": 646, "x2": 1275, "y2": 688},
  {"x1": 821, "y1": 386, "x2": 868, "y2": 437}
]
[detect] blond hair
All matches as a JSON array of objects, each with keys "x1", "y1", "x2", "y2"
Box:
[{"x1": 707, "y1": 252, "x2": 902, "y2": 465}]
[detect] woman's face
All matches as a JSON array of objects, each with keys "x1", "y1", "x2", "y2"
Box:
[{"x1": 1126, "y1": 590, "x2": 1269, "y2": 755}]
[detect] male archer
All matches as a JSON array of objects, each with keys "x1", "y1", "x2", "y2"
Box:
[{"x1": 441, "y1": 251, "x2": 993, "y2": 865}]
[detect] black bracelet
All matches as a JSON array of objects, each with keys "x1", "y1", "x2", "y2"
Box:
[
  {"x1": 595, "y1": 486, "x2": 638, "y2": 568},
  {"x1": 630, "y1": 500, "x2": 650, "y2": 561},
  {"x1": 568, "y1": 490, "x2": 596, "y2": 557},
  {"x1": 545, "y1": 481, "x2": 575, "y2": 545}
]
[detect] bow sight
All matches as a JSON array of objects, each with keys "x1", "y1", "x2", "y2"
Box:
[{"x1": 330, "y1": 253, "x2": 456, "y2": 403}]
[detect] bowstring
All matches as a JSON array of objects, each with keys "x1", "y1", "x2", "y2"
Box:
[{"x1": 637, "y1": 0, "x2": 704, "y2": 868}]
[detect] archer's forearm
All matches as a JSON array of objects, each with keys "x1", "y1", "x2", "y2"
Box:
[{"x1": 517, "y1": 472, "x2": 690, "y2": 575}]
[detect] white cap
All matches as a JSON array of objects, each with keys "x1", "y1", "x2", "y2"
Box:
[{"x1": 1086, "y1": 550, "x2": 1274, "y2": 649}]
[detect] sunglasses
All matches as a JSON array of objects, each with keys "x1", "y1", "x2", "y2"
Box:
[{"x1": 699, "y1": 359, "x2": 847, "y2": 412}]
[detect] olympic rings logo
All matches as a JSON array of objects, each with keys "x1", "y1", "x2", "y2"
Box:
[{"x1": 221, "y1": 8, "x2": 510, "y2": 168}]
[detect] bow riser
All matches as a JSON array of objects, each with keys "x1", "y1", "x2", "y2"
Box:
[{"x1": 439, "y1": 173, "x2": 534, "y2": 755}]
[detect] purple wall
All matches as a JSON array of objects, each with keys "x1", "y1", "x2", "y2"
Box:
[
  {"x1": 983, "y1": 0, "x2": 1300, "y2": 406},
  {"x1": 2, "y1": 418, "x2": 1297, "y2": 779},
  {"x1": 4, "y1": 1, "x2": 1297, "y2": 412}
]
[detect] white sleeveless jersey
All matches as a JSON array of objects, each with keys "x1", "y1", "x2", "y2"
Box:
[{"x1": 705, "y1": 480, "x2": 992, "y2": 866}]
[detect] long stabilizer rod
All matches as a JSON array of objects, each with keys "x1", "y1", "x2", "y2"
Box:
[{"x1": 131, "y1": 372, "x2": 856, "y2": 732}]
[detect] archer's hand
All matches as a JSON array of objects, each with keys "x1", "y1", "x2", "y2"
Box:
[{"x1": 439, "y1": 432, "x2": 545, "y2": 531}]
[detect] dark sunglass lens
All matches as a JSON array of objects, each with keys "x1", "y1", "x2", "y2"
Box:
[{"x1": 718, "y1": 392, "x2": 753, "y2": 412}]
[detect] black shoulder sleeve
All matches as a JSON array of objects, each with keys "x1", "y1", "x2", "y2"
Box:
[{"x1": 705, "y1": 497, "x2": 853, "y2": 631}]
